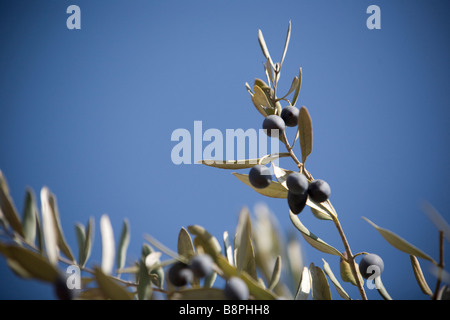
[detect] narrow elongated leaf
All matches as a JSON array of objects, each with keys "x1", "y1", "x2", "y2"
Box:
[
  {"x1": 168, "y1": 288, "x2": 226, "y2": 300},
  {"x1": 298, "y1": 106, "x2": 313, "y2": 164},
  {"x1": 295, "y1": 266, "x2": 311, "y2": 300},
  {"x1": 265, "y1": 58, "x2": 275, "y2": 87},
  {"x1": 289, "y1": 210, "x2": 344, "y2": 258},
  {"x1": 234, "y1": 208, "x2": 257, "y2": 280},
  {"x1": 281, "y1": 77, "x2": 299, "y2": 100},
  {"x1": 204, "y1": 271, "x2": 217, "y2": 288},
  {"x1": 75, "y1": 223, "x2": 86, "y2": 266},
  {"x1": 22, "y1": 188, "x2": 37, "y2": 244},
  {"x1": 309, "y1": 263, "x2": 332, "y2": 300},
  {"x1": 253, "y1": 85, "x2": 273, "y2": 115},
  {"x1": 271, "y1": 163, "x2": 293, "y2": 189},
  {"x1": 48, "y1": 192, "x2": 75, "y2": 262},
  {"x1": 375, "y1": 277, "x2": 392, "y2": 300},
  {"x1": 268, "y1": 256, "x2": 281, "y2": 291},
  {"x1": 233, "y1": 173, "x2": 288, "y2": 199},
  {"x1": 199, "y1": 152, "x2": 290, "y2": 169},
  {"x1": 223, "y1": 231, "x2": 234, "y2": 265},
  {"x1": 410, "y1": 255, "x2": 433, "y2": 296},
  {"x1": 280, "y1": 20, "x2": 291, "y2": 67},
  {"x1": 137, "y1": 259, "x2": 152, "y2": 300},
  {"x1": 291, "y1": 68, "x2": 302, "y2": 107},
  {"x1": 251, "y1": 93, "x2": 268, "y2": 117},
  {"x1": 322, "y1": 259, "x2": 351, "y2": 300},
  {"x1": 0, "y1": 243, "x2": 59, "y2": 282},
  {"x1": 40, "y1": 187, "x2": 59, "y2": 265},
  {"x1": 80, "y1": 217, "x2": 94, "y2": 267},
  {"x1": 100, "y1": 214, "x2": 115, "y2": 274},
  {"x1": 363, "y1": 217, "x2": 436, "y2": 264},
  {"x1": 177, "y1": 227, "x2": 195, "y2": 260},
  {"x1": 94, "y1": 267, "x2": 134, "y2": 300},
  {"x1": 0, "y1": 171, "x2": 25, "y2": 237},
  {"x1": 340, "y1": 253, "x2": 358, "y2": 286},
  {"x1": 258, "y1": 29, "x2": 274, "y2": 68},
  {"x1": 117, "y1": 219, "x2": 130, "y2": 270},
  {"x1": 187, "y1": 225, "x2": 221, "y2": 257}
]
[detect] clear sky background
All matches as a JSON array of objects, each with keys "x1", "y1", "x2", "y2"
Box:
[{"x1": 0, "y1": 0, "x2": 449, "y2": 300}]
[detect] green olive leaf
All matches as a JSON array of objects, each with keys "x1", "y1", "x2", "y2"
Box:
[
  {"x1": 291, "y1": 68, "x2": 302, "y2": 107},
  {"x1": 100, "y1": 214, "x2": 115, "y2": 274},
  {"x1": 22, "y1": 188, "x2": 37, "y2": 244},
  {"x1": 268, "y1": 255, "x2": 281, "y2": 291},
  {"x1": 295, "y1": 266, "x2": 311, "y2": 300},
  {"x1": 177, "y1": 227, "x2": 195, "y2": 260},
  {"x1": 48, "y1": 192, "x2": 75, "y2": 262},
  {"x1": 223, "y1": 231, "x2": 234, "y2": 266},
  {"x1": 322, "y1": 259, "x2": 351, "y2": 300},
  {"x1": 75, "y1": 223, "x2": 86, "y2": 266},
  {"x1": 410, "y1": 255, "x2": 433, "y2": 297},
  {"x1": 375, "y1": 276, "x2": 392, "y2": 300},
  {"x1": 232, "y1": 172, "x2": 288, "y2": 199},
  {"x1": 116, "y1": 219, "x2": 130, "y2": 271},
  {"x1": 309, "y1": 263, "x2": 332, "y2": 300},
  {"x1": 187, "y1": 225, "x2": 221, "y2": 258},
  {"x1": 199, "y1": 152, "x2": 290, "y2": 169},
  {"x1": 289, "y1": 210, "x2": 344, "y2": 258},
  {"x1": 339, "y1": 254, "x2": 358, "y2": 286},
  {"x1": 258, "y1": 29, "x2": 274, "y2": 69},
  {"x1": 234, "y1": 207, "x2": 257, "y2": 280},
  {"x1": 253, "y1": 85, "x2": 274, "y2": 115},
  {"x1": 0, "y1": 243, "x2": 59, "y2": 282},
  {"x1": 80, "y1": 217, "x2": 94, "y2": 268},
  {"x1": 362, "y1": 217, "x2": 436, "y2": 264},
  {"x1": 137, "y1": 259, "x2": 152, "y2": 300},
  {"x1": 0, "y1": 171, "x2": 25, "y2": 237},
  {"x1": 280, "y1": 20, "x2": 291, "y2": 67},
  {"x1": 94, "y1": 267, "x2": 134, "y2": 300},
  {"x1": 40, "y1": 187, "x2": 59, "y2": 265},
  {"x1": 298, "y1": 106, "x2": 313, "y2": 164}
]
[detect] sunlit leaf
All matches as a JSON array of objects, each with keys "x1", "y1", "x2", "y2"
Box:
[
  {"x1": 339, "y1": 253, "x2": 358, "y2": 286},
  {"x1": 322, "y1": 259, "x2": 351, "y2": 300},
  {"x1": 291, "y1": 68, "x2": 302, "y2": 107},
  {"x1": 117, "y1": 219, "x2": 130, "y2": 271},
  {"x1": 177, "y1": 227, "x2": 195, "y2": 260},
  {"x1": 40, "y1": 187, "x2": 59, "y2": 265},
  {"x1": 168, "y1": 288, "x2": 226, "y2": 300},
  {"x1": 204, "y1": 271, "x2": 217, "y2": 288},
  {"x1": 363, "y1": 217, "x2": 436, "y2": 264},
  {"x1": 298, "y1": 106, "x2": 313, "y2": 164},
  {"x1": 187, "y1": 225, "x2": 221, "y2": 258},
  {"x1": 80, "y1": 217, "x2": 94, "y2": 268},
  {"x1": 94, "y1": 267, "x2": 134, "y2": 300},
  {"x1": 75, "y1": 223, "x2": 86, "y2": 266},
  {"x1": 0, "y1": 171, "x2": 25, "y2": 237},
  {"x1": 258, "y1": 29, "x2": 274, "y2": 68},
  {"x1": 137, "y1": 259, "x2": 152, "y2": 300},
  {"x1": 48, "y1": 192, "x2": 75, "y2": 262},
  {"x1": 0, "y1": 243, "x2": 59, "y2": 282},
  {"x1": 268, "y1": 255, "x2": 281, "y2": 291},
  {"x1": 309, "y1": 263, "x2": 332, "y2": 300},
  {"x1": 232, "y1": 173, "x2": 288, "y2": 199},
  {"x1": 100, "y1": 214, "x2": 115, "y2": 274},
  {"x1": 199, "y1": 152, "x2": 290, "y2": 169},
  {"x1": 295, "y1": 266, "x2": 311, "y2": 300},
  {"x1": 22, "y1": 188, "x2": 37, "y2": 244},
  {"x1": 271, "y1": 163, "x2": 293, "y2": 189},
  {"x1": 375, "y1": 276, "x2": 392, "y2": 300},
  {"x1": 234, "y1": 207, "x2": 257, "y2": 280},
  {"x1": 289, "y1": 210, "x2": 344, "y2": 258},
  {"x1": 280, "y1": 20, "x2": 291, "y2": 67},
  {"x1": 223, "y1": 231, "x2": 234, "y2": 266},
  {"x1": 410, "y1": 255, "x2": 433, "y2": 297},
  {"x1": 253, "y1": 85, "x2": 274, "y2": 115}
]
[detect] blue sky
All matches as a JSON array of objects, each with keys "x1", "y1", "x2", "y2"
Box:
[{"x1": 0, "y1": 0, "x2": 449, "y2": 300}]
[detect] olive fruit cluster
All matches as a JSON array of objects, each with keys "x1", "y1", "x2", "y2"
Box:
[
  {"x1": 287, "y1": 172, "x2": 331, "y2": 215},
  {"x1": 168, "y1": 253, "x2": 214, "y2": 287},
  {"x1": 358, "y1": 253, "x2": 384, "y2": 279},
  {"x1": 262, "y1": 105, "x2": 300, "y2": 137}
]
